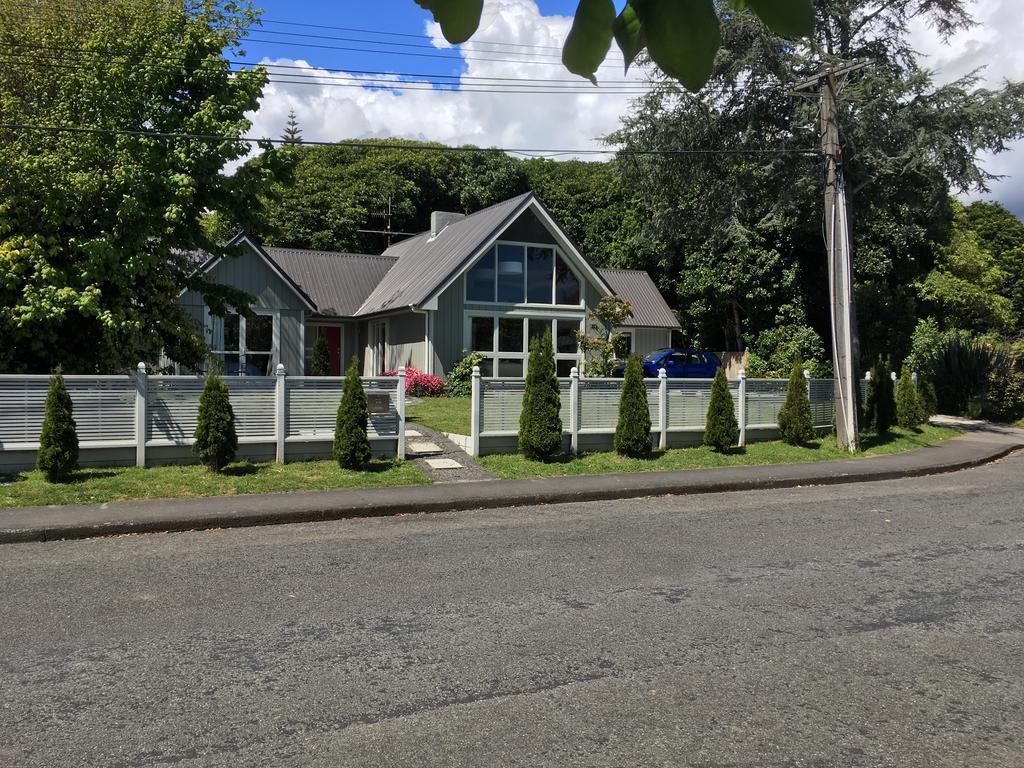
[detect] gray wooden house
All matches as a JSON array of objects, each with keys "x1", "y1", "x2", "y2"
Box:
[{"x1": 181, "y1": 192, "x2": 680, "y2": 377}]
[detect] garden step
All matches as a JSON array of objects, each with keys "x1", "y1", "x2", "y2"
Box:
[{"x1": 406, "y1": 441, "x2": 444, "y2": 457}]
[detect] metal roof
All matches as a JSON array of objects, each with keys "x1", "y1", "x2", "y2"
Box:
[
  {"x1": 355, "y1": 192, "x2": 535, "y2": 316},
  {"x1": 262, "y1": 247, "x2": 397, "y2": 317},
  {"x1": 598, "y1": 268, "x2": 680, "y2": 329}
]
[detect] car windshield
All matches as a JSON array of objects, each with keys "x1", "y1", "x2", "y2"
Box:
[{"x1": 642, "y1": 349, "x2": 673, "y2": 363}]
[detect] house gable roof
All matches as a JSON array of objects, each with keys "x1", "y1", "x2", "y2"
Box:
[
  {"x1": 598, "y1": 268, "x2": 681, "y2": 330},
  {"x1": 263, "y1": 247, "x2": 396, "y2": 317},
  {"x1": 354, "y1": 193, "x2": 615, "y2": 316}
]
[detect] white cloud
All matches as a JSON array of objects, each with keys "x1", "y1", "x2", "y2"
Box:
[
  {"x1": 909, "y1": 0, "x2": 1024, "y2": 214},
  {"x1": 242, "y1": 0, "x2": 646, "y2": 162}
]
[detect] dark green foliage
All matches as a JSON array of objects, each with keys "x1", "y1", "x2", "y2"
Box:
[
  {"x1": 193, "y1": 368, "x2": 238, "y2": 472},
  {"x1": 704, "y1": 369, "x2": 738, "y2": 452},
  {"x1": 981, "y1": 364, "x2": 1024, "y2": 423},
  {"x1": 36, "y1": 369, "x2": 79, "y2": 482},
  {"x1": 519, "y1": 329, "x2": 562, "y2": 461},
  {"x1": 934, "y1": 336, "x2": 1012, "y2": 415},
  {"x1": 311, "y1": 333, "x2": 330, "y2": 376},
  {"x1": 445, "y1": 350, "x2": 483, "y2": 398},
  {"x1": 920, "y1": 379, "x2": 939, "y2": 417},
  {"x1": 777, "y1": 359, "x2": 815, "y2": 445},
  {"x1": 614, "y1": 356, "x2": 652, "y2": 457},
  {"x1": 896, "y1": 366, "x2": 925, "y2": 428},
  {"x1": 334, "y1": 357, "x2": 371, "y2": 469},
  {"x1": 864, "y1": 358, "x2": 896, "y2": 435}
]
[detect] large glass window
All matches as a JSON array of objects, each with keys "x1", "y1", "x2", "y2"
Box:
[
  {"x1": 468, "y1": 315, "x2": 581, "y2": 378},
  {"x1": 496, "y1": 244, "x2": 525, "y2": 303},
  {"x1": 465, "y1": 242, "x2": 582, "y2": 306},
  {"x1": 466, "y1": 248, "x2": 495, "y2": 302},
  {"x1": 555, "y1": 255, "x2": 581, "y2": 305},
  {"x1": 212, "y1": 313, "x2": 275, "y2": 376},
  {"x1": 526, "y1": 246, "x2": 554, "y2": 303}
]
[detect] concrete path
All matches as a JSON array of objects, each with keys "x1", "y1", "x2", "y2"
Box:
[
  {"x1": 404, "y1": 423, "x2": 496, "y2": 484},
  {"x1": 1, "y1": 423, "x2": 1021, "y2": 544}
]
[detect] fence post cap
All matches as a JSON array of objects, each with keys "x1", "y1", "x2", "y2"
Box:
[
  {"x1": 865, "y1": 371, "x2": 872, "y2": 380},
  {"x1": 570, "y1": 366, "x2": 579, "y2": 378},
  {"x1": 137, "y1": 362, "x2": 147, "y2": 373},
  {"x1": 275, "y1": 363, "x2": 286, "y2": 376},
  {"x1": 472, "y1": 365, "x2": 481, "y2": 377},
  {"x1": 658, "y1": 367, "x2": 667, "y2": 379},
  {"x1": 891, "y1": 371, "x2": 898, "y2": 381},
  {"x1": 738, "y1": 368, "x2": 746, "y2": 380},
  {"x1": 803, "y1": 369, "x2": 811, "y2": 379},
  {"x1": 398, "y1": 365, "x2": 406, "y2": 375}
]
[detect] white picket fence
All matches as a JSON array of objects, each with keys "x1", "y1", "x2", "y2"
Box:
[
  {"x1": 0, "y1": 365, "x2": 406, "y2": 472},
  {"x1": 467, "y1": 366, "x2": 836, "y2": 456}
]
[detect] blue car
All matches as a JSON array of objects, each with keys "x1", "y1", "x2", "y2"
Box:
[{"x1": 613, "y1": 348, "x2": 721, "y2": 378}]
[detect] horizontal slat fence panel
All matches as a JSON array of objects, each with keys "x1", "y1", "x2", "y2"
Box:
[
  {"x1": 286, "y1": 377, "x2": 399, "y2": 439},
  {"x1": 665, "y1": 380, "x2": 714, "y2": 430},
  {"x1": 579, "y1": 379, "x2": 622, "y2": 432},
  {"x1": 146, "y1": 377, "x2": 276, "y2": 443},
  {"x1": 809, "y1": 379, "x2": 836, "y2": 428},
  {"x1": 745, "y1": 379, "x2": 788, "y2": 428},
  {"x1": 479, "y1": 379, "x2": 525, "y2": 434},
  {"x1": 0, "y1": 376, "x2": 135, "y2": 446}
]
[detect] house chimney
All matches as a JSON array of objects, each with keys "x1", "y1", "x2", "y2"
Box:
[{"x1": 430, "y1": 211, "x2": 465, "y2": 237}]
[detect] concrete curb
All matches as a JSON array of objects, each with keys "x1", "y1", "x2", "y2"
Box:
[{"x1": 1, "y1": 433, "x2": 1021, "y2": 545}]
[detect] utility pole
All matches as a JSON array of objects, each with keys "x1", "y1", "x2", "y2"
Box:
[{"x1": 794, "y1": 60, "x2": 868, "y2": 452}]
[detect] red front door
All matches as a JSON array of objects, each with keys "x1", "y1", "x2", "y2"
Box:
[{"x1": 324, "y1": 326, "x2": 342, "y2": 375}]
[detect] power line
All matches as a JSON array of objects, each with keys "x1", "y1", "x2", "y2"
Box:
[{"x1": 0, "y1": 123, "x2": 821, "y2": 159}]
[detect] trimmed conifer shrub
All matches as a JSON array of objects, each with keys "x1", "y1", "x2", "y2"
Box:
[
  {"x1": 311, "y1": 332, "x2": 330, "y2": 376},
  {"x1": 704, "y1": 368, "x2": 739, "y2": 452},
  {"x1": 614, "y1": 355, "x2": 652, "y2": 457},
  {"x1": 896, "y1": 366, "x2": 924, "y2": 428},
  {"x1": 864, "y1": 357, "x2": 896, "y2": 435},
  {"x1": 920, "y1": 378, "x2": 938, "y2": 417},
  {"x1": 777, "y1": 358, "x2": 815, "y2": 445},
  {"x1": 334, "y1": 356, "x2": 371, "y2": 469},
  {"x1": 519, "y1": 328, "x2": 562, "y2": 460},
  {"x1": 193, "y1": 367, "x2": 237, "y2": 472},
  {"x1": 36, "y1": 368, "x2": 79, "y2": 482}
]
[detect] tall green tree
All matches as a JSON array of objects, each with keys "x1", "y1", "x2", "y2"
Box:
[
  {"x1": 36, "y1": 369, "x2": 79, "y2": 482},
  {"x1": 334, "y1": 357, "x2": 371, "y2": 469},
  {"x1": 777, "y1": 359, "x2": 815, "y2": 445},
  {"x1": 281, "y1": 110, "x2": 303, "y2": 147},
  {"x1": 0, "y1": 0, "x2": 278, "y2": 373},
  {"x1": 193, "y1": 368, "x2": 238, "y2": 472},
  {"x1": 610, "y1": 0, "x2": 1024, "y2": 365},
  {"x1": 704, "y1": 368, "x2": 739, "y2": 452},
  {"x1": 614, "y1": 355, "x2": 652, "y2": 457},
  {"x1": 519, "y1": 329, "x2": 562, "y2": 461}
]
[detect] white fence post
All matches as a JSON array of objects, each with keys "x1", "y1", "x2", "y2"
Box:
[
  {"x1": 804, "y1": 368, "x2": 811, "y2": 397},
  {"x1": 470, "y1": 365, "x2": 481, "y2": 457},
  {"x1": 570, "y1": 366, "x2": 580, "y2": 455},
  {"x1": 134, "y1": 362, "x2": 147, "y2": 467},
  {"x1": 658, "y1": 367, "x2": 668, "y2": 451},
  {"x1": 738, "y1": 368, "x2": 747, "y2": 448},
  {"x1": 912, "y1": 371, "x2": 919, "y2": 388},
  {"x1": 397, "y1": 366, "x2": 407, "y2": 460},
  {"x1": 275, "y1": 364, "x2": 286, "y2": 464}
]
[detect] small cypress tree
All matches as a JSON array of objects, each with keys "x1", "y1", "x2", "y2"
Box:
[
  {"x1": 519, "y1": 328, "x2": 562, "y2": 460},
  {"x1": 777, "y1": 358, "x2": 815, "y2": 445},
  {"x1": 36, "y1": 368, "x2": 79, "y2": 482},
  {"x1": 193, "y1": 366, "x2": 237, "y2": 472},
  {"x1": 704, "y1": 368, "x2": 739, "y2": 452},
  {"x1": 865, "y1": 357, "x2": 896, "y2": 435},
  {"x1": 311, "y1": 333, "x2": 330, "y2": 376},
  {"x1": 920, "y1": 378, "x2": 938, "y2": 417},
  {"x1": 334, "y1": 356, "x2": 371, "y2": 469},
  {"x1": 896, "y1": 365, "x2": 924, "y2": 428},
  {"x1": 614, "y1": 355, "x2": 652, "y2": 457}
]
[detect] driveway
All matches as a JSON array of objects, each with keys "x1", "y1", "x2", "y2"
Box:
[{"x1": 1, "y1": 454, "x2": 1022, "y2": 766}]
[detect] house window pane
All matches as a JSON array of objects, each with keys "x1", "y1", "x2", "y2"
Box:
[
  {"x1": 557, "y1": 359, "x2": 576, "y2": 377},
  {"x1": 477, "y1": 358, "x2": 493, "y2": 377},
  {"x1": 246, "y1": 354, "x2": 273, "y2": 377},
  {"x1": 467, "y1": 247, "x2": 495, "y2": 302},
  {"x1": 614, "y1": 331, "x2": 633, "y2": 357},
  {"x1": 221, "y1": 353, "x2": 240, "y2": 376},
  {"x1": 223, "y1": 314, "x2": 240, "y2": 351},
  {"x1": 556, "y1": 320, "x2": 579, "y2": 354},
  {"x1": 247, "y1": 315, "x2": 273, "y2": 352},
  {"x1": 498, "y1": 317, "x2": 524, "y2": 353},
  {"x1": 496, "y1": 244, "x2": 525, "y2": 303},
  {"x1": 526, "y1": 246, "x2": 554, "y2": 303},
  {"x1": 555, "y1": 256, "x2": 581, "y2": 305},
  {"x1": 498, "y1": 359, "x2": 523, "y2": 378},
  {"x1": 528, "y1": 318, "x2": 549, "y2": 347},
  {"x1": 471, "y1": 317, "x2": 494, "y2": 352}
]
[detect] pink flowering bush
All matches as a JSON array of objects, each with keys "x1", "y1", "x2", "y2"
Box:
[{"x1": 383, "y1": 365, "x2": 446, "y2": 397}]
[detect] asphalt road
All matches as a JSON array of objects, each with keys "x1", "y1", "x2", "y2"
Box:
[{"x1": 1, "y1": 456, "x2": 1023, "y2": 767}]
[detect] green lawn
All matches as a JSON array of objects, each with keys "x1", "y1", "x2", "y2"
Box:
[
  {"x1": 407, "y1": 396, "x2": 471, "y2": 435},
  {"x1": 0, "y1": 459, "x2": 427, "y2": 508},
  {"x1": 479, "y1": 424, "x2": 959, "y2": 479}
]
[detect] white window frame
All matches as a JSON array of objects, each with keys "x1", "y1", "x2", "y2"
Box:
[
  {"x1": 464, "y1": 240, "x2": 586, "y2": 309},
  {"x1": 464, "y1": 310, "x2": 584, "y2": 378},
  {"x1": 206, "y1": 308, "x2": 279, "y2": 376},
  {"x1": 370, "y1": 319, "x2": 389, "y2": 376},
  {"x1": 613, "y1": 328, "x2": 635, "y2": 360}
]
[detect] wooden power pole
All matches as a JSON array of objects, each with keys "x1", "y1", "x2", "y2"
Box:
[{"x1": 795, "y1": 61, "x2": 868, "y2": 452}]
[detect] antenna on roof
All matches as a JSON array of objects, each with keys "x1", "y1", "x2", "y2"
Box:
[{"x1": 358, "y1": 194, "x2": 416, "y2": 247}]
